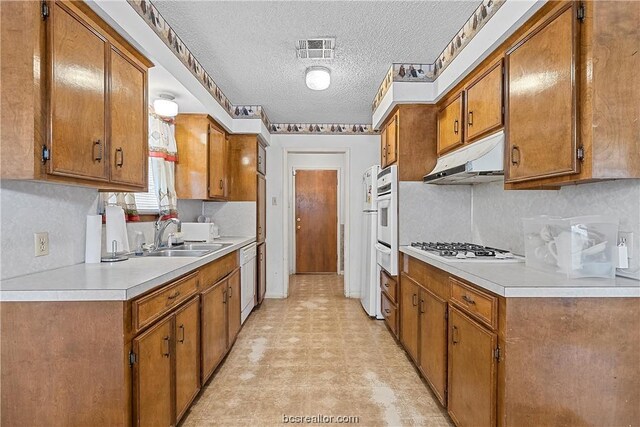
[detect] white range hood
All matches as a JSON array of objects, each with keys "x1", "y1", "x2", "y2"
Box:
[{"x1": 423, "y1": 131, "x2": 505, "y2": 184}]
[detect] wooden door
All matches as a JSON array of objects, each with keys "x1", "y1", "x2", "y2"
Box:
[
  {"x1": 49, "y1": 1, "x2": 108, "y2": 181},
  {"x1": 505, "y1": 4, "x2": 579, "y2": 183},
  {"x1": 109, "y1": 46, "x2": 147, "y2": 187},
  {"x1": 295, "y1": 170, "x2": 338, "y2": 273},
  {"x1": 200, "y1": 279, "x2": 228, "y2": 382},
  {"x1": 174, "y1": 296, "x2": 200, "y2": 423},
  {"x1": 437, "y1": 93, "x2": 463, "y2": 155},
  {"x1": 385, "y1": 113, "x2": 398, "y2": 165},
  {"x1": 132, "y1": 315, "x2": 173, "y2": 427},
  {"x1": 257, "y1": 242, "x2": 266, "y2": 304},
  {"x1": 419, "y1": 288, "x2": 448, "y2": 406},
  {"x1": 465, "y1": 61, "x2": 503, "y2": 142},
  {"x1": 381, "y1": 127, "x2": 388, "y2": 167},
  {"x1": 448, "y1": 306, "x2": 497, "y2": 427},
  {"x1": 208, "y1": 122, "x2": 226, "y2": 199},
  {"x1": 227, "y1": 269, "x2": 242, "y2": 345},
  {"x1": 257, "y1": 142, "x2": 267, "y2": 176},
  {"x1": 399, "y1": 274, "x2": 420, "y2": 363},
  {"x1": 257, "y1": 174, "x2": 266, "y2": 243}
]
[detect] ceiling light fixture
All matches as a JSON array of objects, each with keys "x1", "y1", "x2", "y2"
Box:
[
  {"x1": 153, "y1": 94, "x2": 179, "y2": 117},
  {"x1": 305, "y1": 66, "x2": 331, "y2": 91}
]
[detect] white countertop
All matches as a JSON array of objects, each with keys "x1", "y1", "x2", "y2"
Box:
[
  {"x1": 400, "y1": 246, "x2": 640, "y2": 298},
  {"x1": 0, "y1": 237, "x2": 256, "y2": 302}
]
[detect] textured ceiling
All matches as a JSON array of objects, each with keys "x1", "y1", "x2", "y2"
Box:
[{"x1": 152, "y1": 1, "x2": 480, "y2": 123}]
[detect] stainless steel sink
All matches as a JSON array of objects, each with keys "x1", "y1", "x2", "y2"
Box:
[
  {"x1": 181, "y1": 243, "x2": 232, "y2": 251},
  {"x1": 145, "y1": 249, "x2": 213, "y2": 257}
]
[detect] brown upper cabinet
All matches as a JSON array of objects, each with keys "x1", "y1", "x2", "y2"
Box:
[
  {"x1": 378, "y1": 105, "x2": 438, "y2": 181},
  {"x1": 437, "y1": 93, "x2": 464, "y2": 155},
  {"x1": 257, "y1": 174, "x2": 266, "y2": 243},
  {"x1": 174, "y1": 114, "x2": 228, "y2": 201},
  {"x1": 465, "y1": 60, "x2": 504, "y2": 143},
  {"x1": 0, "y1": 0, "x2": 152, "y2": 191},
  {"x1": 257, "y1": 141, "x2": 267, "y2": 176},
  {"x1": 503, "y1": 1, "x2": 640, "y2": 187}
]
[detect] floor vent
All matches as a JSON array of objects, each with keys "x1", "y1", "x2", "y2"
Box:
[{"x1": 296, "y1": 38, "x2": 335, "y2": 59}]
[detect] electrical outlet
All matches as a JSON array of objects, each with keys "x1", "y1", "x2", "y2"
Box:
[
  {"x1": 618, "y1": 231, "x2": 634, "y2": 261},
  {"x1": 34, "y1": 232, "x2": 49, "y2": 257},
  {"x1": 272, "y1": 197, "x2": 277, "y2": 206}
]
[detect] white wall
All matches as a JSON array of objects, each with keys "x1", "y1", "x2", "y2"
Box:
[
  {"x1": 265, "y1": 134, "x2": 380, "y2": 298},
  {"x1": 287, "y1": 153, "x2": 346, "y2": 274},
  {"x1": 202, "y1": 201, "x2": 257, "y2": 237}
]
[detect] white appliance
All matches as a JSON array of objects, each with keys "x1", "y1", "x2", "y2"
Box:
[
  {"x1": 240, "y1": 243, "x2": 257, "y2": 324},
  {"x1": 181, "y1": 222, "x2": 220, "y2": 242},
  {"x1": 376, "y1": 165, "x2": 398, "y2": 276},
  {"x1": 360, "y1": 165, "x2": 382, "y2": 319}
]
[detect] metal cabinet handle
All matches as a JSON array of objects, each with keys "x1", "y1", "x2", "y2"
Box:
[
  {"x1": 167, "y1": 290, "x2": 180, "y2": 300},
  {"x1": 412, "y1": 294, "x2": 418, "y2": 306},
  {"x1": 223, "y1": 289, "x2": 227, "y2": 304},
  {"x1": 258, "y1": 226, "x2": 263, "y2": 235},
  {"x1": 511, "y1": 145, "x2": 521, "y2": 165},
  {"x1": 219, "y1": 179, "x2": 224, "y2": 190},
  {"x1": 462, "y1": 295, "x2": 476, "y2": 305},
  {"x1": 383, "y1": 281, "x2": 389, "y2": 288},
  {"x1": 115, "y1": 147, "x2": 124, "y2": 167},
  {"x1": 453, "y1": 119, "x2": 459, "y2": 134},
  {"x1": 452, "y1": 325, "x2": 459, "y2": 345},
  {"x1": 258, "y1": 156, "x2": 262, "y2": 165},
  {"x1": 420, "y1": 299, "x2": 425, "y2": 314},
  {"x1": 162, "y1": 336, "x2": 170, "y2": 357},
  {"x1": 468, "y1": 111, "x2": 473, "y2": 126},
  {"x1": 384, "y1": 308, "x2": 391, "y2": 314},
  {"x1": 229, "y1": 286, "x2": 232, "y2": 298},
  {"x1": 93, "y1": 140, "x2": 103, "y2": 162},
  {"x1": 178, "y1": 324, "x2": 185, "y2": 344},
  {"x1": 260, "y1": 253, "x2": 263, "y2": 261}
]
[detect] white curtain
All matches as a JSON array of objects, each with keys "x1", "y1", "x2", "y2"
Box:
[{"x1": 149, "y1": 114, "x2": 179, "y2": 219}]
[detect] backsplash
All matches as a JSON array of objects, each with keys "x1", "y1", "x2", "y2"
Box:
[
  {"x1": 472, "y1": 180, "x2": 640, "y2": 278},
  {"x1": 202, "y1": 201, "x2": 256, "y2": 237},
  {"x1": 0, "y1": 180, "x2": 99, "y2": 280}
]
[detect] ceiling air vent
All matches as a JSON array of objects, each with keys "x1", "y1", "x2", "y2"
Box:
[{"x1": 296, "y1": 38, "x2": 335, "y2": 59}]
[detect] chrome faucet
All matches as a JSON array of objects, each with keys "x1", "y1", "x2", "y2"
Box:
[{"x1": 154, "y1": 217, "x2": 182, "y2": 250}]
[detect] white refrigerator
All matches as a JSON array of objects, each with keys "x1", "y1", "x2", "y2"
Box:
[{"x1": 360, "y1": 165, "x2": 382, "y2": 319}]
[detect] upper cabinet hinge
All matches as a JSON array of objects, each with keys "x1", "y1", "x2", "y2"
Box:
[
  {"x1": 41, "y1": 145, "x2": 50, "y2": 163},
  {"x1": 577, "y1": 146, "x2": 585, "y2": 161},
  {"x1": 494, "y1": 345, "x2": 501, "y2": 362},
  {"x1": 444, "y1": 310, "x2": 449, "y2": 320},
  {"x1": 577, "y1": 3, "x2": 585, "y2": 22},
  {"x1": 129, "y1": 351, "x2": 137, "y2": 366},
  {"x1": 41, "y1": 1, "x2": 49, "y2": 20}
]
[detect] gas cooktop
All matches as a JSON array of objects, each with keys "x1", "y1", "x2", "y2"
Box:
[{"x1": 408, "y1": 242, "x2": 523, "y2": 263}]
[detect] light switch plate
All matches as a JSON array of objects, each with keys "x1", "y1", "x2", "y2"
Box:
[{"x1": 34, "y1": 232, "x2": 49, "y2": 257}]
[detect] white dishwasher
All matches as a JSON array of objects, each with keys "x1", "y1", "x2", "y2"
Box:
[{"x1": 240, "y1": 243, "x2": 257, "y2": 324}]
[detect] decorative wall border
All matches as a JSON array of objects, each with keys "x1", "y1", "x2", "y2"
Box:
[
  {"x1": 371, "y1": 0, "x2": 505, "y2": 112},
  {"x1": 268, "y1": 123, "x2": 376, "y2": 135}
]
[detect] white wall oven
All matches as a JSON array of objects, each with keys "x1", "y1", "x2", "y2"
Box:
[{"x1": 376, "y1": 165, "x2": 398, "y2": 275}]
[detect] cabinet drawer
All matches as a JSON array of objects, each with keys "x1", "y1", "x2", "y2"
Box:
[
  {"x1": 381, "y1": 292, "x2": 398, "y2": 337},
  {"x1": 199, "y1": 252, "x2": 238, "y2": 289},
  {"x1": 133, "y1": 272, "x2": 200, "y2": 332},
  {"x1": 380, "y1": 269, "x2": 397, "y2": 303},
  {"x1": 450, "y1": 278, "x2": 497, "y2": 329}
]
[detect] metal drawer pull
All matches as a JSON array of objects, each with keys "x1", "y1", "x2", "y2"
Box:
[
  {"x1": 167, "y1": 290, "x2": 180, "y2": 300},
  {"x1": 468, "y1": 111, "x2": 473, "y2": 126},
  {"x1": 178, "y1": 324, "x2": 185, "y2": 343},
  {"x1": 511, "y1": 145, "x2": 521, "y2": 165},
  {"x1": 452, "y1": 325, "x2": 459, "y2": 345},
  {"x1": 115, "y1": 147, "x2": 124, "y2": 167},
  {"x1": 462, "y1": 295, "x2": 476, "y2": 305},
  {"x1": 93, "y1": 140, "x2": 103, "y2": 162},
  {"x1": 412, "y1": 294, "x2": 418, "y2": 306},
  {"x1": 162, "y1": 336, "x2": 170, "y2": 357}
]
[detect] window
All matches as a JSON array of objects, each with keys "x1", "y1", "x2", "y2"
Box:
[{"x1": 134, "y1": 158, "x2": 159, "y2": 213}]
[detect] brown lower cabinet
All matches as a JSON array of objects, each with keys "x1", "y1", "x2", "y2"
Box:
[
  {"x1": 418, "y1": 287, "x2": 448, "y2": 405},
  {"x1": 399, "y1": 273, "x2": 420, "y2": 363},
  {"x1": 174, "y1": 297, "x2": 201, "y2": 423},
  {"x1": 226, "y1": 269, "x2": 242, "y2": 347},
  {"x1": 201, "y1": 278, "x2": 228, "y2": 381},
  {"x1": 257, "y1": 242, "x2": 266, "y2": 304}
]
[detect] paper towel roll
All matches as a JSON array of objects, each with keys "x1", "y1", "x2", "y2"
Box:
[
  {"x1": 85, "y1": 214, "x2": 102, "y2": 264},
  {"x1": 105, "y1": 205, "x2": 130, "y2": 253}
]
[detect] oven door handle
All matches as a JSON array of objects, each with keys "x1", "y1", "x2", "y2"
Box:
[{"x1": 375, "y1": 243, "x2": 392, "y2": 254}]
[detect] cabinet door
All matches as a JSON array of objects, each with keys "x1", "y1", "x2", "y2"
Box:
[
  {"x1": 381, "y1": 128, "x2": 388, "y2": 167},
  {"x1": 505, "y1": 4, "x2": 579, "y2": 183},
  {"x1": 465, "y1": 61, "x2": 503, "y2": 142},
  {"x1": 257, "y1": 243, "x2": 266, "y2": 304},
  {"x1": 257, "y1": 143, "x2": 267, "y2": 176},
  {"x1": 132, "y1": 315, "x2": 173, "y2": 427},
  {"x1": 208, "y1": 123, "x2": 226, "y2": 199},
  {"x1": 200, "y1": 279, "x2": 228, "y2": 382},
  {"x1": 109, "y1": 46, "x2": 147, "y2": 187},
  {"x1": 437, "y1": 93, "x2": 463, "y2": 155},
  {"x1": 399, "y1": 273, "x2": 420, "y2": 363},
  {"x1": 447, "y1": 306, "x2": 497, "y2": 427},
  {"x1": 175, "y1": 296, "x2": 200, "y2": 423},
  {"x1": 419, "y1": 288, "x2": 448, "y2": 406},
  {"x1": 257, "y1": 174, "x2": 266, "y2": 243},
  {"x1": 385, "y1": 113, "x2": 398, "y2": 165},
  {"x1": 49, "y1": 2, "x2": 108, "y2": 181},
  {"x1": 227, "y1": 269, "x2": 242, "y2": 345}
]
